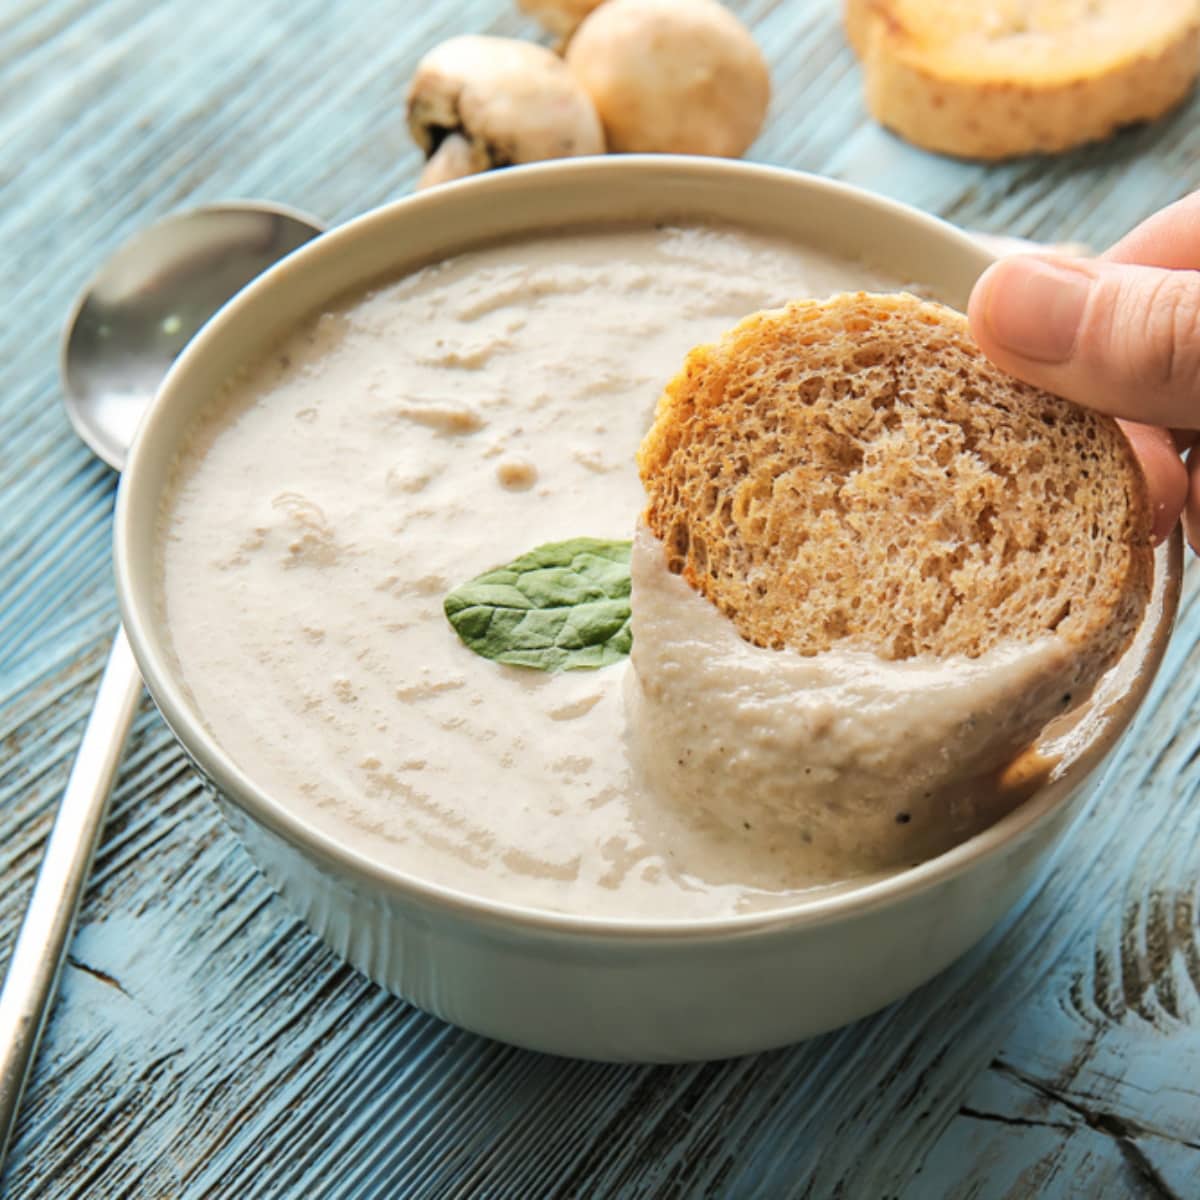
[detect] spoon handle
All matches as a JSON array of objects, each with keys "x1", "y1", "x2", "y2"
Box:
[{"x1": 0, "y1": 629, "x2": 142, "y2": 1170}]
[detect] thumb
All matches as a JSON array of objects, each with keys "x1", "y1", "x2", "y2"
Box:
[{"x1": 968, "y1": 255, "x2": 1200, "y2": 431}]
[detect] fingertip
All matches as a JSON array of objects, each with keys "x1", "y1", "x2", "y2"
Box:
[
  {"x1": 1186, "y1": 446, "x2": 1200, "y2": 555},
  {"x1": 1119, "y1": 421, "x2": 1188, "y2": 544},
  {"x1": 966, "y1": 260, "x2": 1003, "y2": 349},
  {"x1": 967, "y1": 258, "x2": 1035, "y2": 366}
]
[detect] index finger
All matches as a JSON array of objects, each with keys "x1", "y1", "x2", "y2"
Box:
[{"x1": 1104, "y1": 190, "x2": 1200, "y2": 269}]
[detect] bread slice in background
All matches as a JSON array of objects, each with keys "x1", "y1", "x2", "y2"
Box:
[
  {"x1": 843, "y1": 0, "x2": 871, "y2": 57},
  {"x1": 847, "y1": 0, "x2": 1200, "y2": 159},
  {"x1": 638, "y1": 292, "x2": 1153, "y2": 709}
]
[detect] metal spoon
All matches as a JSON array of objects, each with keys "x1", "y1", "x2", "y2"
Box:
[{"x1": 0, "y1": 202, "x2": 324, "y2": 1171}]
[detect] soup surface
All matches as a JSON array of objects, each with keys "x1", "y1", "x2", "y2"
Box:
[{"x1": 158, "y1": 222, "x2": 975, "y2": 918}]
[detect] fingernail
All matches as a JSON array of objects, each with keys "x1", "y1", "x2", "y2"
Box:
[{"x1": 980, "y1": 258, "x2": 1093, "y2": 363}]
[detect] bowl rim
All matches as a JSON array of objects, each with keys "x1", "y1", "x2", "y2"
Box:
[{"x1": 114, "y1": 155, "x2": 1181, "y2": 941}]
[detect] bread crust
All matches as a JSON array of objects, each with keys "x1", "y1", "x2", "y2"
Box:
[
  {"x1": 843, "y1": 0, "x2": 871, "y2": 57},
  {"x1": 851, "y1": 0, "x2": 1200, "y2": 159},
  {"x1": 639, "y1": 292, "x2": 1153, "y2": 695}
]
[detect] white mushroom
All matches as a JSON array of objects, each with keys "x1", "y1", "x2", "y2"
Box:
[
  {"x1": 517, "y1": 0, "x2": 609, "y2": 41},
  {"x1": 406, "y1": 36, "x2": 606, "y2": 189},
  {"x1": 565, "y1": 0, "x2": 771, "y2": 157}
]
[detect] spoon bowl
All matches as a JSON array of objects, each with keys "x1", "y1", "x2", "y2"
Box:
[{"x1": 61, "y1": 202, "x2": 323, "y2": 469}]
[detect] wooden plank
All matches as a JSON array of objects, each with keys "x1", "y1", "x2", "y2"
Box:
[{"x1": 3, "y1": 0, "x2": 1200, "y2": 1195}]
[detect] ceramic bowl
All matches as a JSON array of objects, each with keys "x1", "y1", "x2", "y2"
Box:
[{"x1": 114, "y1": 157, "x2": 1182, "y2": 1062}]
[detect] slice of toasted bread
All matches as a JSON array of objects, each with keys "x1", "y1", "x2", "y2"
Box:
[
  {"x1": 638, "y1": 292, "x2": 1153, "y2": 696},
  {"x1": 843, "y1": 0, "x2": 871, "y2": 57},
  {"x1": 852, "y1": 0, "x2": 1200, "y2": 159}
]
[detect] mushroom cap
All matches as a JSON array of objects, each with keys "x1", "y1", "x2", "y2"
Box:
[
  {"x1": 517, "y1": 0, "x2": 608, "y2": 40},
  {"x1": 407, "y1": 35, "x2": 605, "y2": 170},
  {"x1": 566, "y1": 0, "x2": 771, "y2": 157}
]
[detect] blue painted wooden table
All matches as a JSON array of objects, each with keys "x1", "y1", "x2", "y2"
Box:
[{"x1": 4, "y1": 1, "x2": 1200, "y2": 1195}]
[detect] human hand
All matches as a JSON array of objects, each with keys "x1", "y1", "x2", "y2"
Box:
[{"x1": 968, "y1": 193, "x2": 1200, "y2": 551}]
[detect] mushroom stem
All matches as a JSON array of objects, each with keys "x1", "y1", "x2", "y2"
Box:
[{"x1": 417, "y1": 134, "x2": 481, "y2": 190}]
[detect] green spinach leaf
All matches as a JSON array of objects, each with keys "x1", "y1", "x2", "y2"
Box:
[{"x1": 444, "y1": 538, "x2": 633, "y2": 671}]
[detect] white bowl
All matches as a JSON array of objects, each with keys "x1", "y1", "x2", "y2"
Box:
[{"x1": 114, "y1": 158, "x2": 1181, "y2": 1062}]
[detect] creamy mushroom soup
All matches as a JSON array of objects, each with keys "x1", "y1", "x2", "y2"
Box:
[{"x1": 157, "y1": 223, "x2": 1084, "y2": 918}]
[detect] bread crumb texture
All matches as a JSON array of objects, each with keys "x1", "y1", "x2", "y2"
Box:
[
  {"x1": 639, "y1": 292, "x2": 1152, "y2": 669},
  {"x1": 852, "y1": 0, "x2": 1200, "y2": 158}
]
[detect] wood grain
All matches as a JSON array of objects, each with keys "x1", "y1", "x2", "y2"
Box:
[{"x1": 3, "y1": 0, "x2": 1200, "y2": 1195}]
